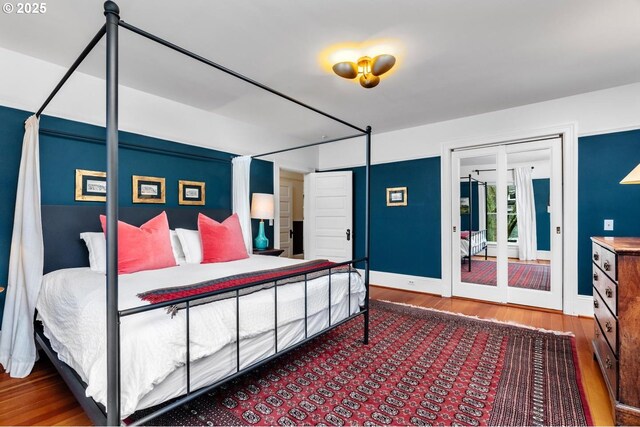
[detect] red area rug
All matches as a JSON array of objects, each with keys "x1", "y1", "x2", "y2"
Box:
[
  {"x1": 132, "y1": 301, "x2": 591, "y2": 426},
  {"x1": 461, "y1": 260, "x2": 551, "y2": 291}
]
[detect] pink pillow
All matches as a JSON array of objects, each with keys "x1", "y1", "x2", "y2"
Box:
[
  {"x1": 460, "y1": 231, "x2": 470, "y2": 239},
  {"x1": 99, "y1": 211, "x2": 176, "y2": 274},
  {"x1": 198, "y1": 213, "x2": 249, "y2": 263}
]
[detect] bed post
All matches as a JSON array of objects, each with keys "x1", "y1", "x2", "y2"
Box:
[
  {"x1": 468, "y1": 174, "x2": 472, "y2": 272},
  {"x1": 364, "y1": 126, "x2": 371, "y2": 345},
  {"x1": 104, "y1": 1, "x2": 121, "y2": 425}
]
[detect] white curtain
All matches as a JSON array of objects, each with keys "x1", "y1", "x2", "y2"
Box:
[
  {"x1": 232, "y1": 156, "x2": 253, "y2": 254},
  {"x1": 514, "y1": 167, "x2": 537, "y2": 260},
  {"x1": 478, "y1": 183, "x2": 486, "y2": 231},
  {"x1": 0, "y1": 115, "x2": 43, "y2": 378}
]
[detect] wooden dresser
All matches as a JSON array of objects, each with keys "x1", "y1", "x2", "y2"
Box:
[{"x1": 591, "y1": 237, "x2": 640, "y2": 425}]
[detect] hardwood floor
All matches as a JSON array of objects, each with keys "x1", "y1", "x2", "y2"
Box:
[{"x1": 0, "y1": 287, "x2": 612, "y2": 426}]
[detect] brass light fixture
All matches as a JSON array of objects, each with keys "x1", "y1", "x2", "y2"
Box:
[{"x1": 332, "y1": 54, "x2": 396, "y2": 88}]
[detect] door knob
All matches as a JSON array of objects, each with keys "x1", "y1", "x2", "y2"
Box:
[{"x1": 346, "y1": 229, "x2": 351, "y2": 241}]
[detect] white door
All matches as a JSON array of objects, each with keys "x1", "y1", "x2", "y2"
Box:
[
  {"x1": 303, "y1": 172, "x2": 353, "y2": 262},
  {"x1": 451, "y1": 139, "x2": 563, "y2": 311},
  {"x1": 279, "y1": 180, "x2": 293, "y2": 258}
]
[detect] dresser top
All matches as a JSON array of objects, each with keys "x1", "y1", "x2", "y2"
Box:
[{"x1": 592, "y1": 236, "x2": 640, "y2": 255}]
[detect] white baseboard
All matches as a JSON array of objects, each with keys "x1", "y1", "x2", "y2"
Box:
[
  {"x1": 536, "y1": 250, "x2": 551, "y2": 260},
  {"x1": 572, "y1": 294, "x2": 594, "y2": 317},
  {"x1": 359, "y1": 269, "x2": 444, "y2": 296}
]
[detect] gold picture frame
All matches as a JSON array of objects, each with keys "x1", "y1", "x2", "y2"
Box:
[
  {"x1": 132, "y1": 175, "x2": 165, "y2": 204},
  {"x1": 75, "y1": 169, "x2": 107, "y2": 202},
  {"x1": 386, "y1": 186, "x2": 407, "y2": 206},
  {"x1": 179, "y1": 180, "x2": 206, "y2": 206}
]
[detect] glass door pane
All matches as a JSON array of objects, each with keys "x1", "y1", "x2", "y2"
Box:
[{"x1": 457, "y1": 154, "x2": 497, "y2": 289}]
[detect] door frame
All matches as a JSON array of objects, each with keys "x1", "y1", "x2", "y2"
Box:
[
  {"x1": 273, "y1": 163, "x2": 314, "y2": 251},
  {"x1": 441, "y1": 122, "x2": 580, "y2": 315}
]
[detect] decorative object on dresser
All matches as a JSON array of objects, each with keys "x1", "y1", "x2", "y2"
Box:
[
  {"x1": 178, "y1": 180, "x2": 205, "y2": 205},
  {"x1": 251, "y1": 193, "x2": 274, "y2": 250},
  {"x1": 253, "y1": 248, "x2": 284, "y2": 257},
  {"x1": 591, "y1": 236, "x2": 640, "y2": 425},
  {"x1": 75, "y1": 169, "x2": 106, "y2": 202},
  {"x1": 132, "y1": 175, "x2": 165, "y2": 204}
]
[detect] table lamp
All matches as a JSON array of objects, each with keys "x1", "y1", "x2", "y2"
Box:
[
  {"x1": 620, "y1": 163, "x2": 640, "y2": 185},
  {"x1": 251, "y1": 193, "x2": 274, "y2": 250}
]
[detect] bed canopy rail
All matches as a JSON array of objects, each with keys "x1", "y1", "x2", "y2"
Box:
[{"x1": 31, "y1": 1, "x2": 372, "y2": 425}]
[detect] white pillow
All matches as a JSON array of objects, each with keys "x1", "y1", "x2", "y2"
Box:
[
  {"x1": 80, "y1": 232, "x2": 107, "y2": 273},
  {"x1": 175, "y1": 228, "x2": 202, "y2": 264},
  {"x1": 170, "y1": 230, "x2": 187, "y2": 265},
  {"x1": 81, "y1": 230, "x2": 187, "y2": 271}
]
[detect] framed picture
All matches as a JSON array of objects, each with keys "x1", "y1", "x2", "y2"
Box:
[
  {"x1": 179, "y1": 180, "x2": 205, "y2": 206},
  {"x1": 460, "y1": 197, "x2": 470, "y2": 214},
  {"x1": 386, "y1": 187, "x2": 407, "y2": 206},
  {"x1": 132, "y1": 175, "x2": 165, "y2": 204},
  {"x1": 75, "y1": 169, "x2": 106, "y2": 202}
]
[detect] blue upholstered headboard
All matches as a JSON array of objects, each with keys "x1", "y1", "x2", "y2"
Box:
[{"x1": 41, "y1": 205, "x2": 231, "y2": 274}]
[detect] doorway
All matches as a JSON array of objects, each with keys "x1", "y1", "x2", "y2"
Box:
[
  {"x1": 279, "y1": 169, "x2": 305, "y2": 259},
  {"x1": 451, "y1": 138, "x2": 563, "y2": 310}
]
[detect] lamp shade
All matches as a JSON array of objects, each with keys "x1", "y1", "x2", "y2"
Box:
[
  {"x1": 251, "y1": 193, "x2": 274, "y2": 219},
  {"x1": 620, "y1": 163, "x2": 640, "y2": 184}
]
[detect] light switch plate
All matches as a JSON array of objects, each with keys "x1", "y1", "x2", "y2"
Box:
[{"x1": 604, "y1": 219, "x2": 614, "y2": 231}]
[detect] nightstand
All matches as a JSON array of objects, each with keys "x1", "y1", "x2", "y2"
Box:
[{"x1": 253, "y1": 248, "x2": 284, "y2": 257}]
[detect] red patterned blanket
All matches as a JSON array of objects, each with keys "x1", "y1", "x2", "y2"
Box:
[{"x1": 136, "y1": 259, "x2": 357, "y2": 316}]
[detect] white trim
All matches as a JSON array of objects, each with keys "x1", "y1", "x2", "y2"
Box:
[
  {"x1": 274, "y1": 164, "x2": 315, "y2": 251},
  {"x1": 536, "y1": 250, "x2": 551, "y2": 260},
  {"x1": 360, "y1": 270, "x2": 444, "y2": 295},
  {"x1": 441, "y1": 122, "x2": 580, "y2": 315},
  {"x1": 574, "y1": 295, "x2": 595, "y2": 317}
]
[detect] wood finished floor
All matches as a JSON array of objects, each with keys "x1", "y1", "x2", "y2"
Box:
[{"x1": 0, "y1": 286, "x2": 612, "y2": 426}]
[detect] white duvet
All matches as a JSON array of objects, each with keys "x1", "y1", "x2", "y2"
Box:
[{"x1": 36, "y1": 255, "x2": 365, "y2": 418}]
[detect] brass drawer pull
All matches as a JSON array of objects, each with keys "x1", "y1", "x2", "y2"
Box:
[
  {"x1": 594, "y1": 299, "x2": 599, "y2": 308},
  {"x1": 605, "y1": 356, "x2": 613, "y2": 370},
  {"x1": 594, "y1": 252, "x2": 600, "y2": 261},
  {"x1": 593, "y1": 272, "x2": 599, "y2": 281},
  {"x1": 604, "y1": 260, "x2": 611, "y2": 271},
  {"x1": 606, "y1": 321, "x2": 613, "y2": 333},
  {"x1": 605, "y1": 287, "x2": 613, "y2": 298}
]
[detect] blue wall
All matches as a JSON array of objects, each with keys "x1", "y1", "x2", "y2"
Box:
[
  {"x1": 0, "y1": 105, "x2": 273, "y2": 325},
  {"x1": 460, "y1": 180, "x2": 479, "y2": 231},
  {"x1": 533, "y1": 179, "x2": 550, "y2": 251},
  {"x1": 578, "y1": 129, "x2": 640, "y2": 295},
  {"x1": 347, "y1": 157, "x2": 442, "y2": 279}
]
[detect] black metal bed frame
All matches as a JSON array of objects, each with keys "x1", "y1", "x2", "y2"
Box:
[
  {"x1": 32, "y1": 2, "x2": 372, "y2": 425},
  {"x1": 461, "y1": 174, "x2": 488, "y2": 272}
]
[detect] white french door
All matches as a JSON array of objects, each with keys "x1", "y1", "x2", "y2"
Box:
[{"x1": 451, "y1": 138, "x2": 563, "y2": 310}]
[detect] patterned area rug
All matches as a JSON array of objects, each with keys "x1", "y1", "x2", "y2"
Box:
[
  {"x1": 131, "y1": 301, "x2": 591, "y2": 426},
  {"x1": 461, "y1": 260, "x2": 551, "y2": 291}
]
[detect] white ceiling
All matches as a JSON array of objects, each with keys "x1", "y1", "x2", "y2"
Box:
[{"x1": 1, "y1": 0, "x2": 639, "y2": 142}]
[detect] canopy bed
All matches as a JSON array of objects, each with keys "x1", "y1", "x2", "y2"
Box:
[
  {"x1": 21, "y1": 2, "x2": 373, "y2": 424},
  {"x1": 460, "y1": 174, "x2": 488, "y2": 272}
]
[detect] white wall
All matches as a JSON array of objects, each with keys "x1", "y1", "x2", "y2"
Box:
[
  {"x1": 0, "y1": 47, "x2": 317, "y2": 171},
  {"x1": 319, "y1": 82, "x2": 640, "y2": 169}
]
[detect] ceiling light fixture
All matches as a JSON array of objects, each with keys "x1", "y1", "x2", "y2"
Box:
[{"x1": 332, "y1": 54, "x2": 396, "y2": 89}]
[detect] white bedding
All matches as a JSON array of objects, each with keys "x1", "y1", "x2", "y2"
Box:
[
  {"x1": 36, "y1": 255, "x2": 366, "y2": 418},
  {"x1": 460, "y1": 232, "x2": 486, "y2": 258}
]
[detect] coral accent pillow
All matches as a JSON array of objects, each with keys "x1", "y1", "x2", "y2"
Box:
[
  {"x1": 198, "y1": 213, "x2": 249, "y2": 263},
  {"x1": 99, "y1": 211, "x2": 176, "y2": 274}
]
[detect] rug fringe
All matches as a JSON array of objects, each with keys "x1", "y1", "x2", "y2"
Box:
[{"x1": 375, "y1": 299, "x2": 575, "y2": 337}]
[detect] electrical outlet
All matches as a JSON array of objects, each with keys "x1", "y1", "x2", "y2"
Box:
[
  {"x1": 407, "y1": 280, "x2": 415, "y2": 286},
  {"x1": 604, "y1": 219, "x2": 614, "y2": 231}
]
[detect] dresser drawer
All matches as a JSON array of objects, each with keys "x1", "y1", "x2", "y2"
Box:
[
  {"x1": 593, "y1": 264, "x2": 617, "y2": 315},
  {"x1": 594, "y1": 322, "x2": 618, "y2": 399},
  {"x1": 594, "y1": 290, "x2": 618, "y2": 354},
  {"x1": 600, "y1": 248, "x2": 617, "y2": 282},
  {"x1": 592, "y1": 242, "x2": 603, "y2": 268}
]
